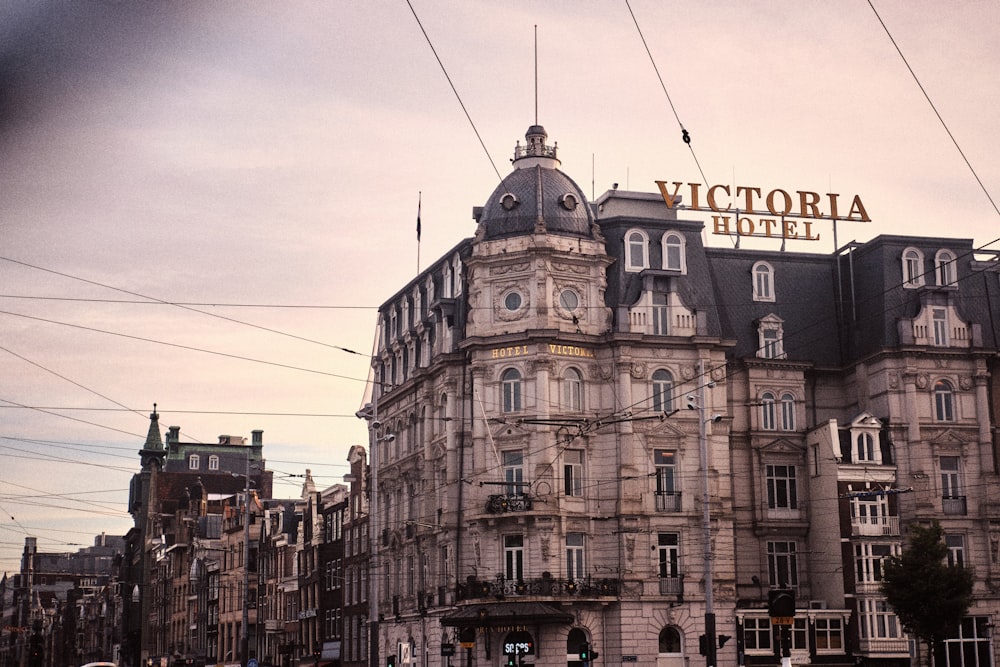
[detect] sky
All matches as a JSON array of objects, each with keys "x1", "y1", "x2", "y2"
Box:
[{"x1": 1, "y1": 1, "x2": 998, "y2": 573}]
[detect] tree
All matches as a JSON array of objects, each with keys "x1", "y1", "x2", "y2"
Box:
[{"x1": 881, "y1": 521, "x2": 973, "y2": 667}]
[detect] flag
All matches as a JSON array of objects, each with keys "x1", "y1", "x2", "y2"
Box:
[{"x1": 416, "y1": 193, "x2": 422, "y2": 242}]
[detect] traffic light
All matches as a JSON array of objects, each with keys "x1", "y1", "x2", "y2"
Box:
[
  {"x1": 718, "y1": 635, "x2": 732, "y2": 649},
  {"x1": 506, "y1": 655, "x2": 516, "y2": 667},
  {"x1": 768, "y1": 588, "x2": 796, "y2": 619},
  {"x1": 579, "y1": 642, "x2": 590, "y2": 661},
  {"x1": 698, "y1": 635, "x2": 707, "y2": 656},
  {"x1": 386, "y1": 656, "x2": 395, "y2": 667}
]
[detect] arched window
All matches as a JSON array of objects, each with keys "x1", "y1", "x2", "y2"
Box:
[
  {"x1": 855, "y1": 433, "x2": 876, "y2": 462},
  {"x1": 902, "y1": 247, "x2": 925, "y2": 287},
  {"x1": 652, "y1": 369, "x2": 674, "y2": 414},
  {"x1": 934, "y1": 379, "x2": 955, "y2": 421},
  {"x1": 188, "y1": 454, "x2": 200, "y2": 470},
  {"x1": 752, "y1": 261, "x2": 775, "y2": 301},
  {"x1": 935, "y1": 249, "x2": 957, "y2": 286},
  {"x1": 563, "y1": 368, "x2": 583, "y2": 412},
  {"x1": 502, "y1": 368, "x2": 522, "y2": 413},
  {"x1": 658, "y1": 627, "x2": 682, "y2": 654},
  {"x1": 208, "y1": 455, "x2": 219, "y2": 471},
  {"x1": 662, "y1": 232, "x2": 686, "y2": 272},
  {"x1": 780, "y1": 393, "x2": 795, "y2": 431},
  {"x1": 761, "y1": 392, "x2": 777, "y2": 430},
  {"x1": 625, "y1": 229, "x2": 649, "y2": 272}
]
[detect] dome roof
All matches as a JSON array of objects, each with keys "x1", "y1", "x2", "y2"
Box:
[{"x1": 477, "y1": 126, "x2": 595, "y2": 241}]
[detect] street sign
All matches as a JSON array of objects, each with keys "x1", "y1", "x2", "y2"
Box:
[
  {"x1": 771, "y1": 617, "x2": 794, "y2": 626},
  {"x1": 441, "y1": 644, "x2": 455, "y2": 657},
  {"x1": 247, "y1": 659, "x2": 259, "y2": 667}
]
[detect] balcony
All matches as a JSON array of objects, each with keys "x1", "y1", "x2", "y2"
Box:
[
  {"x1": 457, "y1": 574, "x2": 619, "y2": 600},
  {"x1": 486, "y1": 494, "x2": 533, "y2": 513},
  {"x1": 942, "y1": 496, "x2": 967, "y2": 515},
  {"x1": 655, "y1": 492, "x2": 682, "y2": 512},
  {"x1": 851, "y1": 515, "x2": 900, "y2": 536},
  {"x1": 658, "y1": 576, "x2": 683, "y2": 595},
  {"x1": 857, "y1": 638, "x2": 910, "y2": 655}
]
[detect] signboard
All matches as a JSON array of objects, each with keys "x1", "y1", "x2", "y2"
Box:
[
  {"x1": 503, "y1": 641, "x2": 534, "y2": 656},
  {"x1": 622, "y1": 657, "x2": 638, "y2": 662},
  {"x1": 440, "y1": 644, "x2": 455, "y2": 657},
  {"x1": 771, "y1": 616, "x2": 795, "y2": 626},
  {"x1": 655, "y1": 180, "x2": 870, "y2": 242}
]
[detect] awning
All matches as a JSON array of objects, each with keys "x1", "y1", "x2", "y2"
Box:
[{"x1": 440, "y1": 601, "x2": 574, "y2": 628}]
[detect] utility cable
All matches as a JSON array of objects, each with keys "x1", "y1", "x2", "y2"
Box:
[
  {"x1": 404, "y1": 0, "x2": 503, "y2": 182},
  {"x1": 867, "y1": 0, "x2": 999, "y2": 219},
  {"x1": 625, "y1": 0, "x2": 708, "y2": 185},
  {"x1": 0, "y1": 255, "x2": 366, "y2": 356}
]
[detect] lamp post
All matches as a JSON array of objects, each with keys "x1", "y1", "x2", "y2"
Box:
[
  {"x1": 688, "y1": 359, "x2": 722, "y2": 667},
  {"x1": 240, "y1": 451, "x2": 252, "y2": 667}
]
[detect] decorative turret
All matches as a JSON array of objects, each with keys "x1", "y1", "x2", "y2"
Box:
[
  {"x1": 513, "y1": 124, "x2": 559, "y2": 168},
  {"x1": 138, "y1": 404, "x2": 167, "y2": 471}
]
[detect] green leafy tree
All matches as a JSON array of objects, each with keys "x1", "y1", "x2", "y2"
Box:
[{"x1": 881, "y1": 521, "x2": 973, "y2": 667}]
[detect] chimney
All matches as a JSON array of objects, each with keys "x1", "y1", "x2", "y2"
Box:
[
  {"x1": 252, "y1": 430, "x2": 263, "y2": 446},
  {"x1": 167, "y1": 426, "x2": 180, "y2": 444}
]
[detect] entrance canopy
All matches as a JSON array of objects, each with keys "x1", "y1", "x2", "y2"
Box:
[{"x1": 440, "y1": 601, "x2": 573, "y2": 628}]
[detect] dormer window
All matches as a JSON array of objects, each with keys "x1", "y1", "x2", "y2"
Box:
[
  {"x1": 935, "y1": 249, "x2": 957, "y2": 286},
  {"x1": 662, "y1": 232, "x2": 686, "y2": 273},
  {"x1": 757, "y1": 314, "x2": 785, "y2": 359},
  {"x1": 902, "y1": 247, "x2": 925, "y2": 288},
  {"x1": 188, "y1": 454, "x2": 200, "y2": 470},
  {"x1": 625, "y1": 229, "x2": 649, "y2": 272},
  {"x1": 752, "y1": 261, "x2": 775, "y2": 301},
  {"x1": 208, "y1": 455, "x2": 219, "y2": 471}
]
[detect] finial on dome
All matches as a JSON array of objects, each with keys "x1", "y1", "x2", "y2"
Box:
[{"x1": 513, "y1": 125, "x2": 559, "y2": 167}]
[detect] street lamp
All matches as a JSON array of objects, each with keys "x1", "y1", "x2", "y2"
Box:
[{"x1": 687, "y1": 359, "x2": 723, "y2": 667}]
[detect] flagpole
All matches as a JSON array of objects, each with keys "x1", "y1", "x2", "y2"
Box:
[{"x1": 416, "y1": 191, "x2": 422, "y2": 274}]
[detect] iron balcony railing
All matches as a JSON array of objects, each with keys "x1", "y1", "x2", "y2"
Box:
[{"x1": 457, "y1": 574, "x2": 619, "y2": 600}]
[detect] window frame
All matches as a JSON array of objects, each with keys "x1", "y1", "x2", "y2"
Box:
[
  {"x1": 502, "y1": 368, "x2": 523, "y2": 413},
  {"x1": 766, "y1": 540, "x2": 799, "y2": 588},
  {"x1": 504, "y1": 534, "x2": 525, "y2": 581},
  {"x1": 562, "y1": 367, "x2": 583, "y2": 412},
  {"x1": 563, "y1": 450, "x2": 583, "y2": 498},
  {"x1": 662, "y1": 232, "x2": 686, "y2": 273},
  {"x1": 652, "y1": 369, "x2": 674, "y2": 414},
  {"x1": 934, "y1": 379, "x2": 956, "y2": 421},
  {"x1": 903, "y1": 247, "x2": 925, "y2": 288},
  {"x1": 935, "y1": 249, "x2": 957, "y2": 286},
  {"x1": 761, "y1": 392, "x2": 777, "y2": 430},
  {"x1": 566, "y1": 533, "x2": 585, "y2": 581},
  {"x1": 752, "y1": 261, "x2": 775, "y2": 302},
  {"x1": 625, "y1": 229, "x2": 650, "y2": 272},
  {"x1": 779, "y1": 392, "x2": 795, "y2": 431},
  {"x1": 188, "y1": 454, "x2": 200, "y2": 470},
  {"x1": 766, "y1": 464, "x2": 798, "y2": 513},
  {"x1": 208, "y1": 455, "x2": 219, "y2": 471}
]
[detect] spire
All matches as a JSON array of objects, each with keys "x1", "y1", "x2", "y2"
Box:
[
  {"x1": 143, "y1": 404, "x2": 164, "y2": 452},
  {"x1": 301, "y1": 468, "x2": 316, "y2": 497},
  {"x1": 139, "y1": 404, "x2": 167, "y2": 470}
]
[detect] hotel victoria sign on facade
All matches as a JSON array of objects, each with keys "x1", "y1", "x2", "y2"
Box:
[{"x1": 655, "y1": 180, "x2": 871, "y2": 241}]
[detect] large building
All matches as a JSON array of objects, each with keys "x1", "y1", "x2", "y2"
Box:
[{"x1": 358, "y1": 122, "x2": 1000, "y2": 667}]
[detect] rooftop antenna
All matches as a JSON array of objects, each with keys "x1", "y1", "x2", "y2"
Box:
[{"x1": 534, "y1": 25, "x2": 538, "y2": 125}]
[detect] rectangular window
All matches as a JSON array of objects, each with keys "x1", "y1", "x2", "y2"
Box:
[
  {"x1": 766, "y1": 465, "x2": 797, "y2": 510},
  {"x1": 791, "y1": 618, "x2": 808, "y2": 651},
  {"x1": 814, "y1": 617, "x2": 843, "y2": 652},
  {"x1": 503, "y1": 451, "x2": 525, "y2": 496},
  {"x1": 564, "y1": 450, "x2": 583, "y2": 497},
  {"x1": 654, "y1": 450, "x2": 679, "y2": 511},
  {"x1": 652, "y1": 293, "x2": 669, "y2": 335},
  {"x1": 946, "y1": 534, "x2": 965, "y2": 568},
  {"x1": 855, "y1": 543, "x2": 896, "y2": 587},
  {"x1": 767, "y1": 541, "x2": 798, "y2": 588},
  {"x1": 859, "y1": 599, "x2": 901, "y2": 639},
  {"x1": 566, "y1": 533, "x2": 585, "y2": 581},
  {"x1": 743, "y1": 617, "x2": 772, "y2": 652},
  {"x1": 762, "y1": 328, "x2": 781, "y2": 358},
  {"x1": 657, "y1": 532, "x2": 680, "y2": 594},
  {"x1": 933, "y1": 309, "x2": 948, "y2": 346},
  {"x1": 941, "y1": 456, "x2": 966, "y2": 515},
  {"x1": 504, "y1": 534, "x2": 524, "y2": 581}
]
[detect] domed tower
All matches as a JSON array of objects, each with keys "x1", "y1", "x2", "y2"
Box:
[{"x1": 468, "y1": 125, "x2": 612, "y2": 338}]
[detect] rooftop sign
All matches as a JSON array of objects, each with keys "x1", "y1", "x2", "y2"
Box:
[{"x1": 655, "y1": 180, "x2": 870, "y2": 242}]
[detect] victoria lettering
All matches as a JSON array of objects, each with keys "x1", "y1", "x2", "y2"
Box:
[{"x1": 655, "y1": 181, "x2": 870, "y2": 241}]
